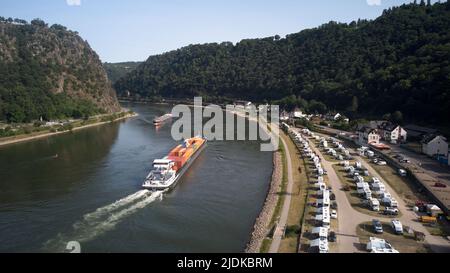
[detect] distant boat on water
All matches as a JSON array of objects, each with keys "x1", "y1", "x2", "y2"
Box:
[{"x1": 153, "y1": 114, "x2": 173, "y2": 126}]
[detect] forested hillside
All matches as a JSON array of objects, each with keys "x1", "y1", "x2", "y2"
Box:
[
  {"x1": 104, "y1": 62, "x2": 142, "y2": 84},
  {"x1": 115, "y1": 2, "x2": 450, "y2": 125},
  {"x1": 0, "y1": 18, "x2": 120, "y2": 123}
]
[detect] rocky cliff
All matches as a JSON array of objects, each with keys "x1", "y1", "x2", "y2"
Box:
[{"x1": 0, "y1": 18, "x2": 120, "y2": 123}]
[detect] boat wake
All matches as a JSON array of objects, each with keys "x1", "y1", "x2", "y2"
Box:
[{"x1": 43, "y1": 190, "x2": 164, "y2": 252}]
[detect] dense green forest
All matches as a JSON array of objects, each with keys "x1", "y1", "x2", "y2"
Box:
[
  {"x1": 115, "y1": 2, "x2": 450, "y2": 125},
  {"x1": 104, "y1": 62, "x2": 142, "y2": 84},
  {"x1": 0, "y1": 18, "x2": 120, "y2": 123}
]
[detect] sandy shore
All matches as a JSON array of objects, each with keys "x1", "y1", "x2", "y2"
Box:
[
  {"x1": 0, "y1": 112, "x2": 138, "y2": 147},
  {"x1": 245, "y1": 151, "x2": 283, "y2": 253}
]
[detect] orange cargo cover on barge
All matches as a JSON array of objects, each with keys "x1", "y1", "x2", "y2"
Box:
[{"x1": 168, "y1": 137, "x2": 206, "y2": 171}]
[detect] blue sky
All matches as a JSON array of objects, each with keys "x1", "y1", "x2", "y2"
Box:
[{"x1": 1, "y1": 0, "x2": 421, "y2": 62}]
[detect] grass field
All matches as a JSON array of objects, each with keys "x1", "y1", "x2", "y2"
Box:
[
  {"x1": 279, "y1": 132, "x2": 309, "y2": 253},
  {"x1": 260, "y1": 238, "x2": 272, "y2": 253},
  {"x1": 259, "y1": 136, "x2": 288, "y2": 253}
]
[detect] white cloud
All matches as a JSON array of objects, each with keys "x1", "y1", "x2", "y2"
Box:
[
  {"x1": 66, "y1": 0, "x2": 81, "y2": 6},
  {"x1": 367, "y1": 0, "x2": 382, "y2": 6}
]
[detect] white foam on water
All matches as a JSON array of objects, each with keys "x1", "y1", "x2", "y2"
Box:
[
  {"x1": 83, "y1": 190, "x2": 150, "y2": 223},
  {"x1": 43, "y1": 190, "x2": 163, "y2": 252}
]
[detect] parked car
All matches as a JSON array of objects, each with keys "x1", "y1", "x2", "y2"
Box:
[
  {"x1": 434, "y1": 182, "x2": 447, "y2": 188},
  {"x1": 372, "y1": 219, "x2": 384, "y2": 234},
  {"x1": 377, "y1": 161, "x2": 387, "y2": 166},
  {"x1": 330, "y1": 193, "x2": 336, "y2": 201},
  {"x1": 331, "y1": 202, "x2": 338, "y2": 210},
  {"x1": 398, "y1": 169, "x2": 407, "y2": 177},
  {"x1": 329, "y1": 231, "x2": 337, "y2": 242},
  {"x1": 384, "y1": 207, "x2": 399, "y2": 215},
  {"x1": 331, "y1": 210, "x2": 338, "y2": 219},
  {"x1": 399, "y1": 158, "x2": 410, "y2": 163}
]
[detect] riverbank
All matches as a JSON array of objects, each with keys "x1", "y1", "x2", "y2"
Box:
[
  {"x1": 245, "y1": 151, "x2": 282, "y2": 253},
  {"x1": 0, "y1": 111, "x2": 137, "y2": 147}
]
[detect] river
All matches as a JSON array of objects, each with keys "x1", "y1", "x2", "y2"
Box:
[{"x1": 0, "y1": 103, "x2": 273, "y2": 253}]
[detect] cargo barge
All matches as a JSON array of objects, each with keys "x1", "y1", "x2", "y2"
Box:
[{"x1": 142, "y1": 136, "x2": 207, "y2": 190}]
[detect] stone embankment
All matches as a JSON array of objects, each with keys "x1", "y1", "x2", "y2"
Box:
[{"x1": 245, "y1": 151, "x2": 283, "y2": 253}]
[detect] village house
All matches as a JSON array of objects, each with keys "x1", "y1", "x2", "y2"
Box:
[
  {"x1": 331, "y1": 113, "x2": 342, "y2": 121},
  {"x1": 421, "y1": 135, "x2": 449, "y2": 157},
  {"x1": 360, "y1": 121, "x2": 407, "y2": 144},
  {"x1": 378, "y1": 122, "x2": 408, "y2": 144},
  {"x1": 280, "y1": 110, "x2": 289, "y2": 121},
  {"x1": 324, "y1": 112, "x2": 349, "y2": 123},
  {"x1": 357, "y1": 126, "x2": 381, "y2": 145},
  {"x1": 293, "y1": 108, "x2": 305, "y2": 119}
]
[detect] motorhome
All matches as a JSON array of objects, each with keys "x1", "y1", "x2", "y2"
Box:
[
  {"x1": 367, "y1": 237, "x2": 399, "y2": 253},
  {"x1": 391, "y1": 220, "x2": 403, "y2": 235},
  {"x1": 356, "y1": 182, "x2": 370, "y2": 194},
  {"x1": 387, "y1": 198, "x2": 398, "y2": 208},
  {"x1": 354, "y1": 175, "x2": 365, "y2": 184},
  {"x1": 371, "y1": 182, "x2": 386, "y2": 194},
  {"x1": 311, "y1": 227, "x2": 329, "y2": 240},
  {"x1": 316, "y1": 182, "x2": 327, "y2": 191},
  {"x1": 364, "y1": 189, "x2": 373, "y2": 200},
  {"x1": 369, "y1": 198, "x2": 380, "y2": 211},
  {"x1": 341, "y1": 161, "x2": 350, "y2": 167},
  {"x1": 310, "y1": 238, "x2": 329, "y2": 254},
  {"x1": 317, "y1": 168, "x2": 324, "y2": 176}
]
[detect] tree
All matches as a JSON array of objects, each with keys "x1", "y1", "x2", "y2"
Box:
[
  {"x1": 31, "y1": 18, "x2": 47, "y2": 27},
  {"x1": 382, "y1": 113, "x2": 392, "y2": 121},
  {"x1": 309, "y1": 100, "x2": 327, "y2": 114},
  {"x1": 350, "y1": 96, "x2": 359, "y2": 113},
  {"x1": 0, "y1": 18, "x2": 112, "y2": 123},
  {"x1": 392, "y1": 111, "x2": 404, "y2": 124}
]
